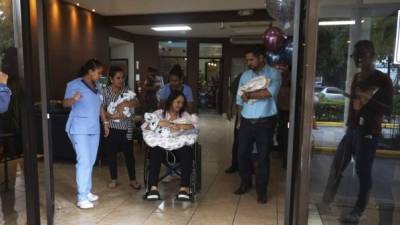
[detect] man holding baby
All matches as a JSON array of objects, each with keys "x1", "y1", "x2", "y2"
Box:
[{"x1": 234, "y1": 46, "x2": 282, "y2": 204}]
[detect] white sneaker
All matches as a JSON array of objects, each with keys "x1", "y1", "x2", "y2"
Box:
[
  {"x1": 77, "y1": 200, "x2": 94, "y2": 209},
  {"x1": 88, "y1": 193, "x2": 99, "y2": 202}
]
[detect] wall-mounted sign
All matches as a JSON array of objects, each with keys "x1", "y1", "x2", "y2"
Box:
[{"x1": 394, "y1": 10, "x2": 400, "y2": 64}]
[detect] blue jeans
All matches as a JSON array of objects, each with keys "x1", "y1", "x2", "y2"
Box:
[
  {"x1": 322, "y1": 128, "x2": 378, "y2": 211},
  {"x1": 68, "y1": 134, "x2": 100, "y2": 202}
]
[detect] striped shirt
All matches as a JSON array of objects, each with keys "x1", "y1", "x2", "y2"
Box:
[{"x1": 102, "y1": 86, "x2": 135, "y2": 130}]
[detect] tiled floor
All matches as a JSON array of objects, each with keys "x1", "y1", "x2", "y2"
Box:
[{"x1": 0, "y1": 113, "x2": 287, "y2": 225}]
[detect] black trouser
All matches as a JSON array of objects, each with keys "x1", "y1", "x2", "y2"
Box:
[
  {"x1": 148, "y1": 146, "x2": 193, "y2": 188},
  {"x1": 322, "y1": 128, "x2": 378, "y2": 211},
  {"x1": 105, "y1": 128, "x2": 136, "y2": 181},
  {"x1": 230, "y1": 116, "x2": 239, "y2": 168},
  {"x1": 277, "y1": 110, "x2": 290, "y2": 167},
  {"x1": 238, "y1": 117, "x2": 276, "y2": 196}
]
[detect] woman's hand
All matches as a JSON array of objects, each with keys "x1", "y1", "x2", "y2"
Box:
[
  {"x1": 63, "y1": 91, "x2": 81, "y2": 108},
  {"x1": 104, "y1": 125, "x2": 110, "y2": 137},
  {"x1": 116, "y1": 101, "x2": 130, "y2": 112},
  {"x1": 158, "y1": 120, "x2": 171, "y2": 127},
  {"x1": 169, "y1": 124, "x2": 181, "y2": 133},
  {"x1": 111, "y1": 111, "x2": 124, "y2": 120},
  {"x1": 73, "y1": 91, "x2": 81, "y2": 102}
]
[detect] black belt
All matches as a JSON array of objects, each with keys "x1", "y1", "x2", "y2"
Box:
[{"x1": 243, "y1": 116, "x2": 277, "y2": 124}]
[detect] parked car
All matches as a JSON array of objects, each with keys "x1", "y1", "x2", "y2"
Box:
[{"x1": 319, "y1": 87, "x2": 345, "y2": 101}]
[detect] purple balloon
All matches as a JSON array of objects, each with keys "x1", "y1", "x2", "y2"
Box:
[
  {"x1": 266, "y1": 0, "x2": 295, "y2": 28},
  {"x1": 263, "y1": 27, "x2": 285, "y2": 53}
]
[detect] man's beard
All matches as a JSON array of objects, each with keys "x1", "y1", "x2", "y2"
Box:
[{"x1": 248, "y1": 66, "x2": 256, "y2": 71}]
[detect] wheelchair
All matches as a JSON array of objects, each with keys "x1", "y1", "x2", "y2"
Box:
[{"x1": 143, "y1": 143, "x2": 202, "y2": 200}]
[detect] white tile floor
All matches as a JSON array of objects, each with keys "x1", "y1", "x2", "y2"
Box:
[
  {"x1": 3, "y1": 113, "x2": 399, "y2": 224},
  {"x1": 0, "y1": 113, "x2": 287, "y2": 225}
]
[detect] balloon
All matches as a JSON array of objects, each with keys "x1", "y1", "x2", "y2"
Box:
[
  {"x1": 282, "y1": 37, "x2": 294, "y2": 65},
  {"x1": 263, "y1": 26, "x2": 286, "y2": 53},
  {"x1": 265, "y1": 0, "x2": 295, "y2": 29},
  {"x1": 266, "y1": 51, "x2": 284, "y2": 66}
]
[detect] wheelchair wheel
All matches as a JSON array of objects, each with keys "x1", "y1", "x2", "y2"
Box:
[{"x1": 190, "y1": 143, "x2": 202, "y2": 195}]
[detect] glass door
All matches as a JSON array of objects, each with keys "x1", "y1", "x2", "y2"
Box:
[
  {"x1": 291, "y1": 0, "x2": 400, "y2": 224},
  {"x1": 0, "y1": 0, "x2": 43, "y2": 224}
]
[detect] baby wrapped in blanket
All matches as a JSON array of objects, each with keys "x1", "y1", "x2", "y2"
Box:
[
  {"x1": 238, "y1": 76, "x2": 271, "y2": 104},
  {"x1": 141, "y1": 110, "x2": 199, "y2": 151},
  {"x1": 107, "y1": 90, "x2": 136, "y2": 122}
]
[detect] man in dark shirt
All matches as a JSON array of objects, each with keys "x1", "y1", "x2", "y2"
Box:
[
  {"x1": 321, "y1": 40, "x2": 393, "y2": 223},
  {"x1": 225, "y1": 73, "x2": 243, "y2": 173}
]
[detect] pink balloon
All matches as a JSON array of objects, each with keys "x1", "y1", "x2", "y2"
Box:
[{"x1": 263, "y1": 27, "x2": 286, "y2": 53}]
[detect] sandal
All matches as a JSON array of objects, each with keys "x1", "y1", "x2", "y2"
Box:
[
  {"x1": 130, "y1": 181, "x2": 142, "y2": 190},
  {"x1": 176, "y1": 190, "x2": 192, "y2": 202},
  {"x1": 144, "y1": 190, "x2": 161, "y2": 201}
]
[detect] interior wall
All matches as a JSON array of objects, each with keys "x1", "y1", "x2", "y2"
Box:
[
  {"x1": 110, "y1": 42, "x2": 135, "y2": 90},
  {"x1": 38, "y1": 0, "x2": 253, "y2": 113},
  {"x1": 46, "y1": 0, "x2": 108, "y2": 100}
]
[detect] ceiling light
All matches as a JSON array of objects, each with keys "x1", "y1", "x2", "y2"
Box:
[
  {"x1": 318, "y1": 20, "x2": 365, "y2": 26},
  {"x1": 238, "y1": 9, "x2": 255, "y2": 16},
  {"x1": 151, "y1": 26, "x2": 192, "y2": 32},
  {"x1": 76, "y1": 3, "x2": 80, "y2": 6},
  {"x1": 92, "y1": 9, "x2": 96, "y2": 12},
  {"x1": 168, "y1": 41, "x2": 173, "y2": 44},
  {"x1": 0, "y1": 10, "x2": 4, "y2": 16}
]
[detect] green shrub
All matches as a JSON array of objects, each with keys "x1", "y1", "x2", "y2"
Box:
[{"x1": 315, "y1": 97, "x2": 345, "y2": 122}]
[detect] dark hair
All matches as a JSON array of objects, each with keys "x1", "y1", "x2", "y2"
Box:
[
  {"x1": 78, "y1": 58, "x2": 103, "y2": 77},
  {"x1": 244, "y1": 45, "x2": 265, "y2": 57},
  {"x1": 147, "y1": 67, "x2": 158, "y2": 74},
  {"x1": 163, "y1": 91, "x2": 187, "y2": 118},
  {"x1": 108, "y1": 66, "x2": 124, "y2": 85},
  {"x1": 354, "y1": 40, "x2": 375, "y2": 56},
  {"x1": 169, "y1": 64, "x2": 184, "y2": 80}
]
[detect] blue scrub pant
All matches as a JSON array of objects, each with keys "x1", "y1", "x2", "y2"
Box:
[{"x1": 68, "y1": 133, "x2": 100, "y2": 202}]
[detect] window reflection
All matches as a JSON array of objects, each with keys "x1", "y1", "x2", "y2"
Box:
[{"x1": 309, "y1": 2, "x2": 400, "y2": 225}]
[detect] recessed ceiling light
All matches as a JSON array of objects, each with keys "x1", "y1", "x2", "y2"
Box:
[
  {"x1": 151, "y1": 26, "x2": 192, "y2": 32},
  {"x1": 92, "y1": 9, "x2": 96, "y2": 12},
  {"x1": 76, "y1": 3, "x2": 80, "y2": 6},
  {"x1": 168, "y1": 41, "x2": 173, "y2": 44},
  {"x1": 318, "y1": 20, "x2": 365, "y2": 26}
]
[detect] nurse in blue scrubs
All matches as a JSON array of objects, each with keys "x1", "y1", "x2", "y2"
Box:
[{"x1": 63, "y1": 59, "x2": 109, "y2": 209}]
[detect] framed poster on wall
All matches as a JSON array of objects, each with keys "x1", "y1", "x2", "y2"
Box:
[{"x1": 394, "y1": 10, "x2": 400, "y2": 64}]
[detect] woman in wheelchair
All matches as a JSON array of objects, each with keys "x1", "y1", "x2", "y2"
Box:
[{"x1": 141, "y1": 91, "x2": 199, "y2": 201}]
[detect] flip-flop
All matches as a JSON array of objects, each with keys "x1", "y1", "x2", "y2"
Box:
[
  {"x1": 143, "y1": 190, "x2": 161, "y2": 201},
  {"x1": 130, "y1": 182, "x2": 142, "y2": 190},
  {"x1": 176, "y1": 191, "x2": 193, "y2": 202}
]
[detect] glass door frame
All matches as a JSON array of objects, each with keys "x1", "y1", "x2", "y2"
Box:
[
  {"x1": 284, "y1": 0, "x2": 320, "y2": 224},
  {"x1": 11, "y1": 0, "x2": 46, "y2": 224}
]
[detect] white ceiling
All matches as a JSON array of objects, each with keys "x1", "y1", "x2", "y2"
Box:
[
  {"x1": 65, "y1": 0, "x2": 266, "y2": 16},
  {"x1": 115, "y1": 21, "x2": 279, "y2": 38}
]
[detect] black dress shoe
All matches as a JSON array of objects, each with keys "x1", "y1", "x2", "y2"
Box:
[
  {"x1": 234, "y1": 185, "x2": 252, "y2": 195},
  {"x1": 225, "y1": 166, "x2": 238, "y2": 174},
  {"x1": 257, "y1": 195, "x2": 267, "y2": 204}
]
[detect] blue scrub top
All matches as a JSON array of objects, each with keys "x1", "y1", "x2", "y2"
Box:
[
  {"x1": 236, "y1": 65, "x2": 281, "y2": 119},
  {"x1": 159, "y1": 84, "x2": 194, "y2": 102},
  {"x1": 64, "y1": 78, "x2": 102, "y2": 134}
]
